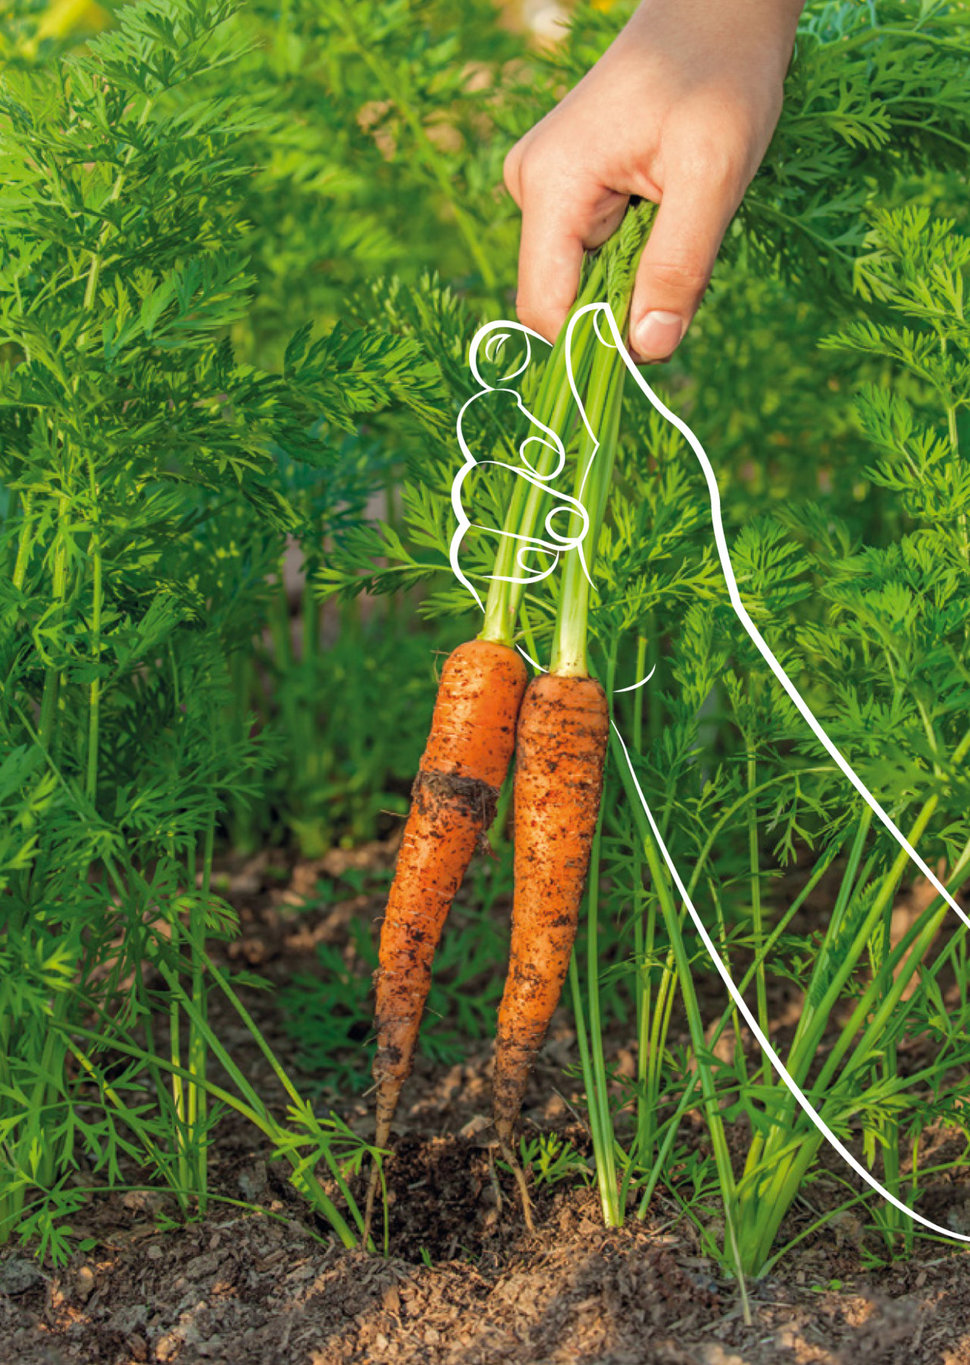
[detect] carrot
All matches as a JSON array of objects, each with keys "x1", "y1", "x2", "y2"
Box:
[
  {"x1": 364, "y1": 635, "x2": 528, "y2": 1240},
  {"x1": 492, "y1": 670, "x2": 610, "y2": 1209},
  {"x1": 488, "y1": 212, "x2": 644, "y2": 1196}
]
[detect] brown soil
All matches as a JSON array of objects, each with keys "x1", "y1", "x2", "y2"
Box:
[{"x1": 3, "y1": 840, "x2": 970, "y2": 1365}]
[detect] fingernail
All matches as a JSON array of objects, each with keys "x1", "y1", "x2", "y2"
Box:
[{"x1": 633, "y1": 310, "x2": 684, "y2": 361}]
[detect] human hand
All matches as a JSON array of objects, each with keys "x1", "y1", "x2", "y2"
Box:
[{"x1": 503, "y1": 0, "x2": 805, "y2": 361}]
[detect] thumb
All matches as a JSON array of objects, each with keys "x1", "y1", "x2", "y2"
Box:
[{"x1": 628, "y1": 178, "x2": 736, "y2": 362}]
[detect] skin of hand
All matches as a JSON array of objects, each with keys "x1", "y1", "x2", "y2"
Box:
[{"x1": 503, "y1": 0, "x2": 806, "y2": 362}]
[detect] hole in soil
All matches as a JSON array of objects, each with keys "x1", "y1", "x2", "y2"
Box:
[{"x1": 361, "y1": 1134, "x2": 558, "y2": 1264}]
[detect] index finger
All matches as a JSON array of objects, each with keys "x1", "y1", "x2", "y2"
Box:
[{"x1": 514, "y1": 195, "x2": 586, "y2": 345}]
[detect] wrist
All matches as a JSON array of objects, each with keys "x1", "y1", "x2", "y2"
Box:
[{"x1": 626, "y1": 0, "x2": 805, "y2": 68}]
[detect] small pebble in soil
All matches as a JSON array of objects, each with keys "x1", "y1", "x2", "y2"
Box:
[{"x1": 74, "y1": 1266, "x2": 96, "y2": 1302}]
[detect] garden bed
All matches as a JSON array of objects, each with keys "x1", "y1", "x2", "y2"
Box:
[{"x1": 4, "y1": 846, "x2": 969, "y2": 1365}]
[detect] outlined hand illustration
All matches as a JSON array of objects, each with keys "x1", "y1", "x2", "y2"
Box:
[{"x1": 455, "y1": 302, "x2": 970, "y2": 1246}]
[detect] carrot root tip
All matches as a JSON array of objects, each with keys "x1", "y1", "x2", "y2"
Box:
[{"x1": 499, "y1": 1139, "x2": 535, "y2": 1234}]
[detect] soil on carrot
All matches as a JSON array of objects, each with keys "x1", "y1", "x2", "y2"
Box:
[{"x1": 4, "y1": 839, "x2": 970, "y2": 1365}]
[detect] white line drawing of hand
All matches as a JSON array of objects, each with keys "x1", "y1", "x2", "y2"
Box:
[
  {"x1": 452, "y1": 303, "x2": 970, "y2": 1246},
  {"x1": 453, "y1": 307, "x2": 656, "y2": 690},
  {"x1": 451, "y1": 319, "x2": 577, "y2": 606}
]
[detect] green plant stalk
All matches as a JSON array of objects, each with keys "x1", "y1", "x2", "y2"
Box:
[
  {"x1": 37, "y1": 497, "x2": 69, "y2": 757},
  {"x1": 630, "y1": 851, "x2": 838, "y2": 1219},
  {"x1": 765, "y1": 739, "x2": 969, "y2": 1145},
  {"x1": 190, "y1": 944, "x2": 364, "y2": 1204},
  {"x1": 546, "y1": 200, "x2": 651, "y2": 674},
  {"x1": 302, "y1": 559, "x2": 319, "y2": 667},
  {"x1": 737, "y1": 803, "x2": 882, "y2": 1259},
  {"x1": 516, "y1": 600, "x2": 542, "y2": 675},
  {"x1": 290, "y1": 567, "x2": 341, "y2": 854},
  {"x1": 268, "y1": 561, "x2": 295, "y2": 671},
  {"x1": 632, "y1": 637, "x2": 647, "y2": 755},
  {"x1": 226, "y1": 648, "x2": 258, "y2": 854},
  {"x1": 742, "y1": 895, "x2": 954, "y2": 1220},
  {"x1": 908, "y1": 827, "x2": 970, "y2": 988},
  {"x1": 161, "y1": 960, "x2": 367, "y2": 1234},
  {"x1": 268, "y1": 567, "x2": 308, "y2": 838},
  {"x1": 343, "y1": 603, "x2": 369, "y2": 843},
  {"x1": 648, "y1": 944, "x2": 678, "y2": 1104},
  {"x1": 549, "y1": 356, "x2": 625, "y2": 676},
  {"x1": 610, "y1": 729, "x2": 749, "y2": 1313},
  {"x1": 736, "y1": 776, "x2": 970, "y2": 1274},
  {"x1": 11, "y1": 490, "x2": 33, "y2": 592},
  {"x1": 876, "y1": 1043, "x2": 902, "y2": 1249},
  {"x1": 170, "y1": 985, "x2": 187, "y2": 1209},
  {"x1": 646, "y1": 609, "x2": 663, "y2": 747},
  {"x1": 584, "y1": 664, "x2": 621, "y2": 1225},
  {"x1": 63, "y1": 1024, "x2": 360, "y2": 1247},
  {"x1": 100, "y1": 850, "x2": 367, "y2": 1236},
  {"x1": 167, "y1": 650, "x2": 192, "y2": 1209},
  {"x1": 490, "y1": 764, "x2": 515, "y2": 851},
  {"x1": 630, "y1": 840, "x2": 844, "y2": 1237},
  {"x1": 745, "y1": 752, "x2": 770, "y2": 1086},
  {"x1": 630, "y1": 1064, "x2": 702, "y2": 1216},
  {"x1": 705, "y1": 870, "x2": 749, "y2": 1079},
  {"x1": 479, "y1": 254, "x2": 607, "y2": 646},
  {"x1": 630, "y1": 634, "x2": 658, "y2": 1163},
  {"x1": 756, "y1": 1130, "x2": 970, "y2": 1280},
  {"x1": 631, "y1": 927, "x2": 680, "y2": 1183},
  {"x1": 632, "y1": 758, "x2": 841, "y2": 1179},
  {"x1": 188, "y1": 810, "x2": 216, "y2": 1214},
  {"x1": 816, "y1": 899, "x2": 953, "y2": 1101},
  {"x1": 771, "y1": 811, "x2": 925, "y2": 1142},
  {"x1": 85, "y1": 521, "x2": 102, "y2": 802},
  {"x1": 568, "y1": 955, "x2": 622, "y2": 1226},
  {"x1": 904, "y1": 1131, "x2": 919, "y2": 1257},
  {"x1": 872, "y1": 815, "x2": 902, "y2": 1250}
]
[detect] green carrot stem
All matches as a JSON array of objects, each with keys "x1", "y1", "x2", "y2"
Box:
[
  {"x1": 12, "y1": 491, "x2": 33, "y2": 591},
  {"x1": 744, "y1": 752, "x2": 770, "y2": 1085},
  {"x1": 38, "y1": 505, "x2": 68, "y2": 756},
  {"x1": 479, "y1": 255, "x2": 607, "y2": 646},
  {"x1": 611, "y1": 726, "x2": 748, "y2": 1302},
  {"x1": 584, "y1": 644, "x2": 621, "y2": 1224},
  {"x1": 85, "y1": 461, "x2": 102, "y2": 803},
  {"x1": 549, "y1": 355, "x2": 624, "y2": 676},
  {"x1": 63, "y1": 1024, "x2": 359, "y2": 1247},
  {"x1": 547, "y1": 199, "x2": 652, "y2": 676}
]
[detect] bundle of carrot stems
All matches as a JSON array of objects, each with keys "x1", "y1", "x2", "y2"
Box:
[{"x1": 363, "y1": 201, "x2": 654, "y2": 1246}]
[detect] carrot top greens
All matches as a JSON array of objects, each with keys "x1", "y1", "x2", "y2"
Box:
[{"x1": 3, "y1": 0, "x2": 970, "y2": 1286}]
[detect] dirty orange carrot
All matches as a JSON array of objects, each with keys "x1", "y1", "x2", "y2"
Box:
[
  {"x1": 489, "y1": 212, "x2": 640, "y2": 1205},
  {"x1": 492, "y1": 671, "x2": 610, "y2": 1184},
  {"x1": 364, "y1": 636, "x2": 528, "y2": 1238}
]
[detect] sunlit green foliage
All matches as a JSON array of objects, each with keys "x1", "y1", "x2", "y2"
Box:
[{"x1": 4, "y1": 0, "x2": 970, "y2": 1279}]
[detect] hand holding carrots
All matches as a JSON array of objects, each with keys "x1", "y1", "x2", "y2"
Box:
[
  {"x1": 363, "y1": 198, "x2": 659, "y2": 1241},
  {"x1": 503, "y1": 0, "x2": 805, "y2": 361}
]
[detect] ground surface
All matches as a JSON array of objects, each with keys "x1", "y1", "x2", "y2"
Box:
[{"x1": 3, "y1": 840, "x2": 970, "y2": 1365}]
